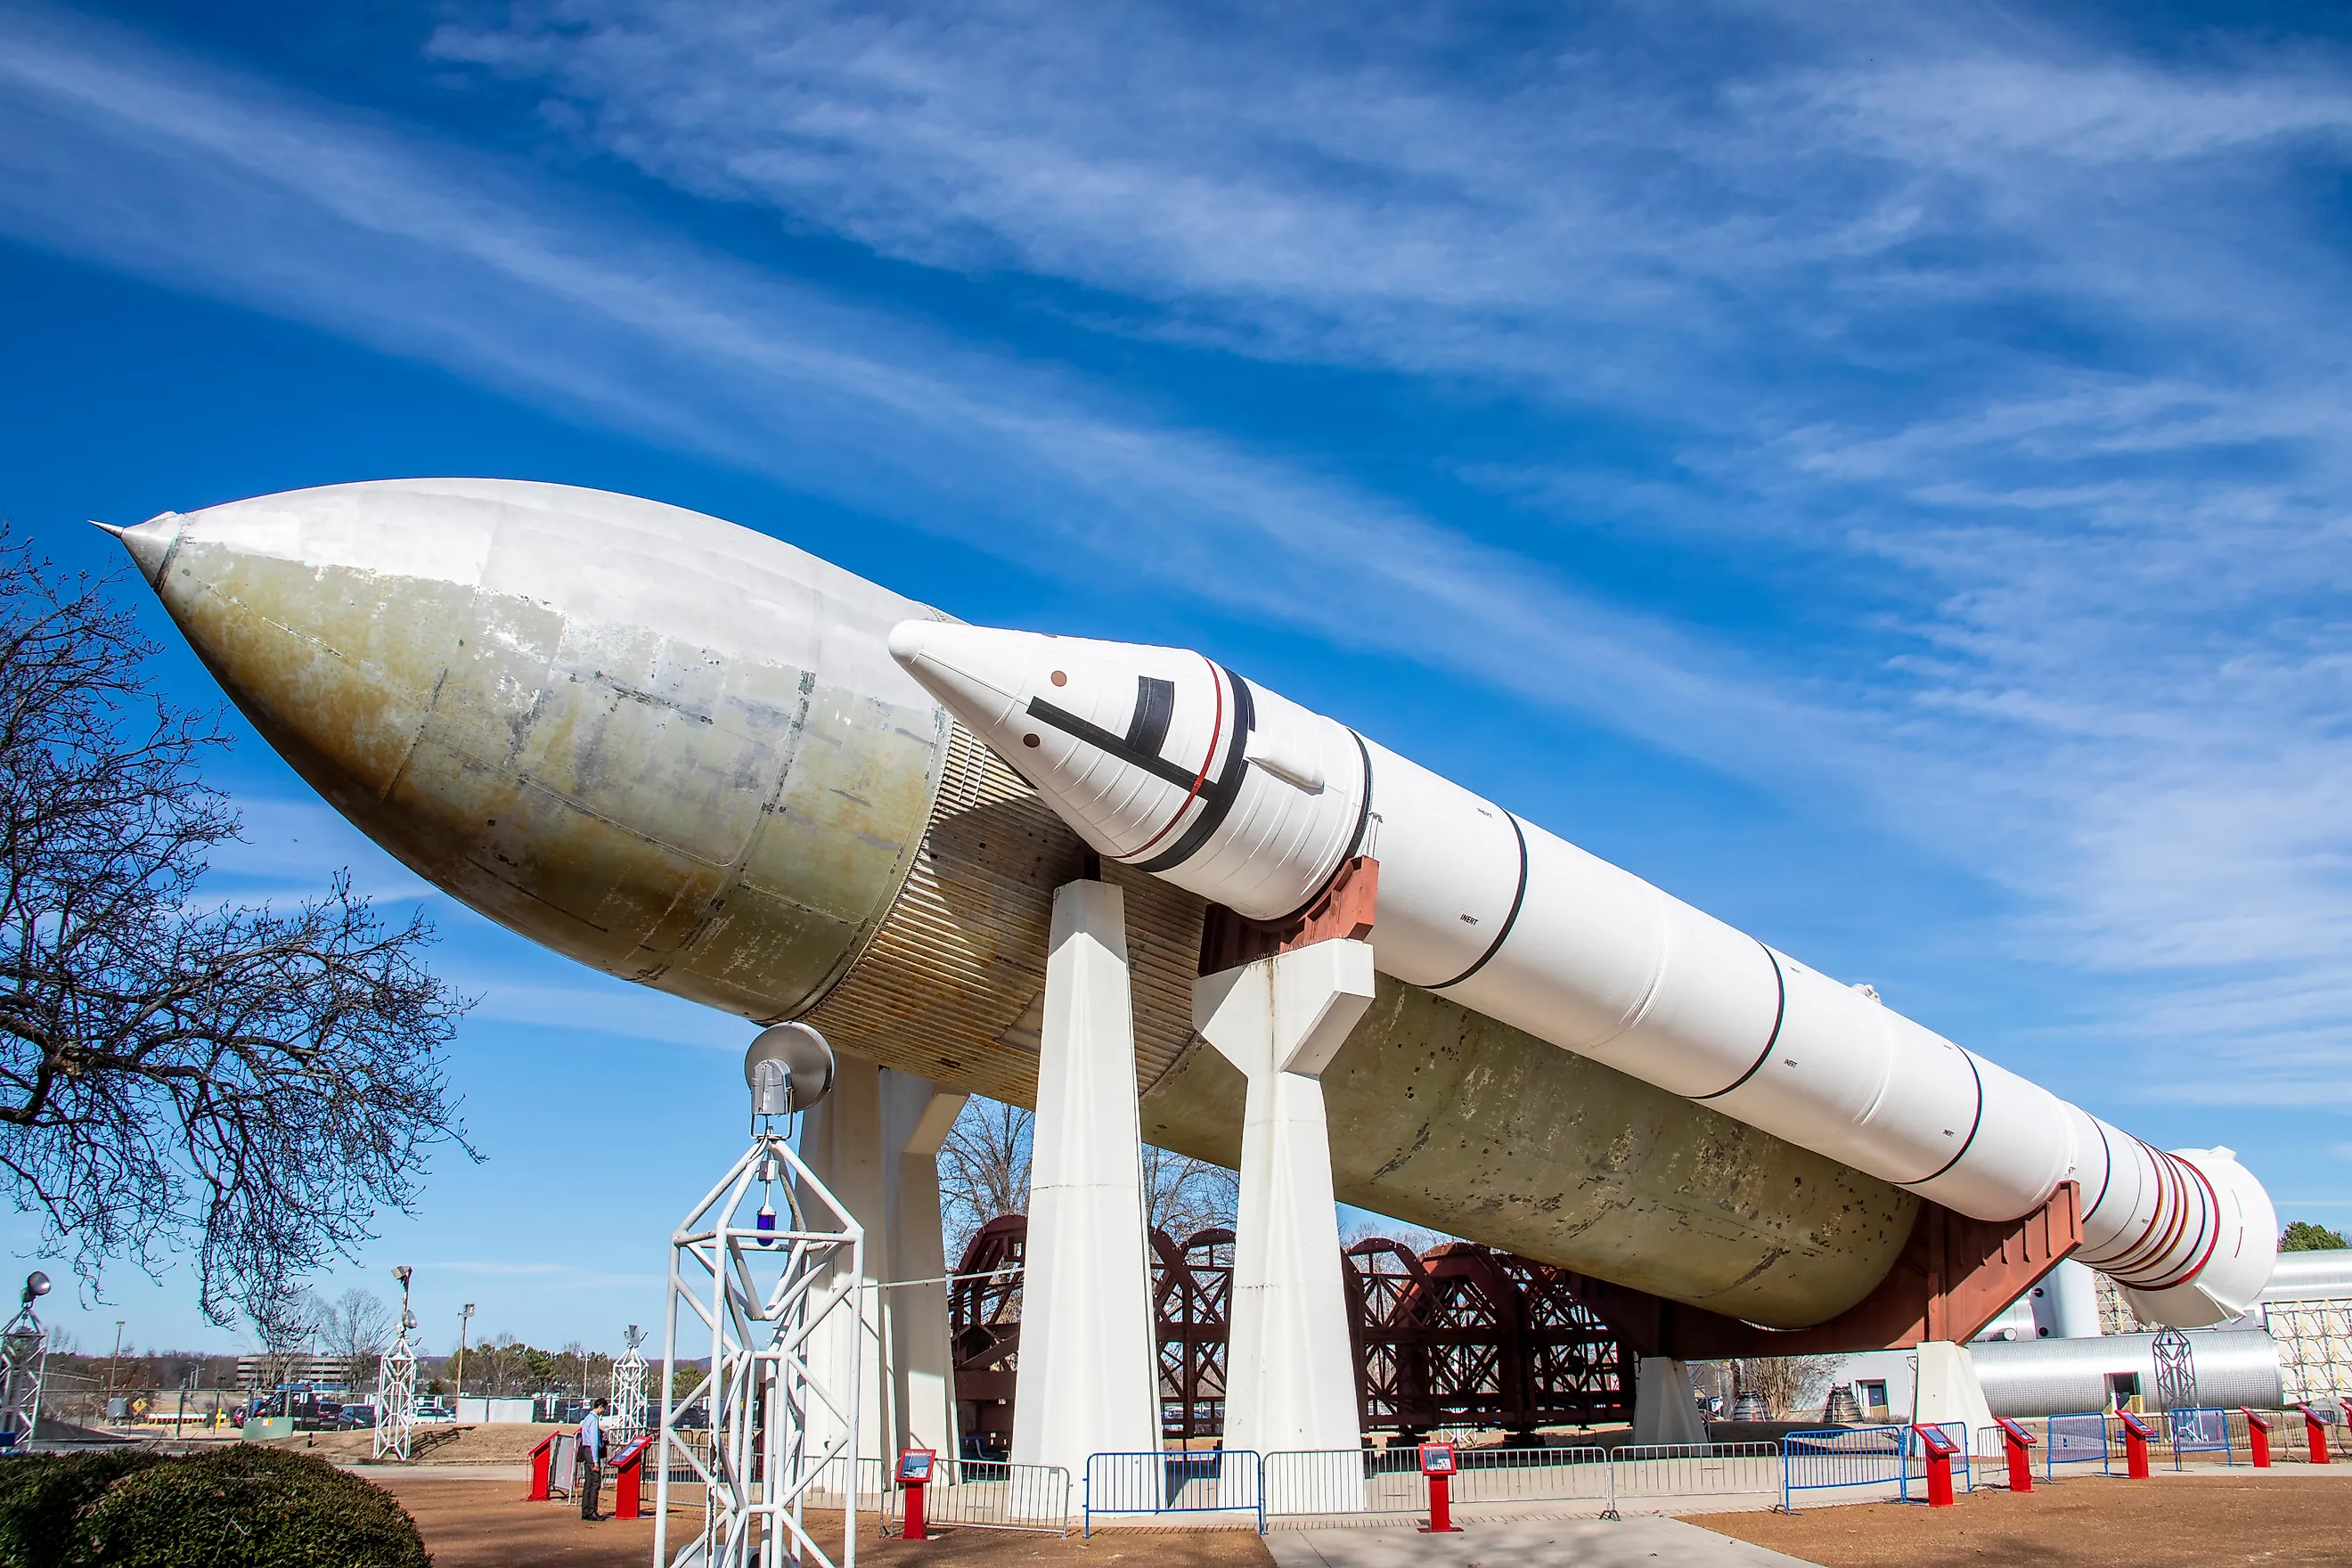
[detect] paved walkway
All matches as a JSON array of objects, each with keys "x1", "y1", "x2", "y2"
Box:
[{"x1": 1264, "y1": 1515, "x2": 1823, "y2": 1567}]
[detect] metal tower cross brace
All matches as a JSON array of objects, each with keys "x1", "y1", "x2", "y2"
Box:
[
  {"x1": 658, "y1": 1109, "x2": 865, "y2": 1568},
  {"x1": 0, "y1": 1273, "x2": 50, "y2": 1452},
  {"x1": 612, "y1": 1324, "x2": 649, "y2": 1443},
  {"x1": 374, "y1": 1267, "x2": 418, "y2": 1463}
]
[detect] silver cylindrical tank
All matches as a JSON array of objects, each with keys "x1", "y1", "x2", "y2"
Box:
[
  {"x1": 119, "y1": 478, "x2": 1917, "y2": 1328},
  {"x1": 1972, "y1": 1330, "x2": 2283, "y2": 1417}
]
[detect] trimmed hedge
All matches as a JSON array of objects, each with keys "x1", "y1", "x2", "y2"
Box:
[
  {"x1": 0, "y1": 1449, "x2": 165, "y2": 1568},
  {"x1": 0, "y1": 1446, "x2": 428, "y2": 1568}
]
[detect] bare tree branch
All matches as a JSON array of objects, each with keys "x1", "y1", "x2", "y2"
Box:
[{"x1": 0, "y1": 527, "x2": 474, "y2": 1325}]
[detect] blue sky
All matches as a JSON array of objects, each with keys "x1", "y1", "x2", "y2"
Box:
[{"x1": 4, "y1": 0, "x2": 2352, "y2": 1355}]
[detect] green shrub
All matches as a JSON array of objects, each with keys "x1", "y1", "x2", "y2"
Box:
[
  {"x1": 0, "y1": 1449, "x2": 165, "y2": 1568},
  {"x1": 69, "y1": 1446, "x2": 428, "y2": 1568}
]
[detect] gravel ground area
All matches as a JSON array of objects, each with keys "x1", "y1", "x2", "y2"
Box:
[
  {"x1": 372, "y1": 1475, "x2": 1276, "y2": 1568},
  {"x1": 1689, "y1": 1468, "x2": 2352, "y2": 1567}
]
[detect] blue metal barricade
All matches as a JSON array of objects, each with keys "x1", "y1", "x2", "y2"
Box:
[
  {"x1": 2169, "y1": 1408, "x2": 2234, "y2": 1469},
  {"x1": 1781, "y1": 1425, "x2": 1906, "y2": 1512},
  {"x1": 1083, "y1": 1450, "x2": 1263, "y2": 1535},
  {"x1": 2045, "y1": 1412, "x2": 2111, "y2": 1479}
]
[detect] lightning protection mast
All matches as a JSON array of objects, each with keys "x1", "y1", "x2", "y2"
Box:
[
  {"x1": 612, "y1": 1324, "x2": 649, "y2": 1442},
  {"x1": 657, "y1": 1022, "x2": 860, "y2": 1568},
  {"x1": 0, "y1": 1273, "x2": 50, "y2": 1452},
  {"x1": 374, "y1": 1266, "x2": 419, "y2": 1462}
]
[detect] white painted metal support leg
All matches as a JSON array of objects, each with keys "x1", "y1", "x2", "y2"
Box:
[
  {"x1": 1011, "y1": 880, "x2": 1164, "y2": 1482},
  {"x1": 1632, "y1": 1358, "x2": 1707, "y2": 1447},
  {"x1": 884, "y1": 1074, "x2": 968, "y2": 1460},
  {"x1": 801, "y1": 1056, "x2": 894, "y2": 1467},
  {"x1": 1196, "y1": 938, "x2": 1376, "y2": 1462}
]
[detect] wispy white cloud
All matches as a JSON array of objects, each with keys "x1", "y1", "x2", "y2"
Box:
[{"x1": 7, "y1": 1, "x2": 2352, "y2": 1100}]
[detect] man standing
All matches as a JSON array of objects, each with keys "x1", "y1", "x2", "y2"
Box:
[{"x1": 577, "y1": 1398, "x2": 608, "y2": 1521}]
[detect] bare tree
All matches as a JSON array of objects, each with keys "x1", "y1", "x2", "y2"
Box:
[
  {"x1": 1143, "y1": 1147, "x2": 1237, "y2": 1240},
  {"x1": 1730, "y1": 1354, "x2": 1844, "y2": 1419},
  {"x1": 319, "y1": 1288, "x2": 395, "y2": 1383},
  {"x1": 247, "y1": 1286, "x2": 323, "y2": 1393},
  {"x1": 938, "y1": 1097, "x2": 1032, "y2": 1262},
  {"x1": 0, "y1": 531, "x2": 473, "y2": 1325},
  {"x1": 1339, "y1": 1213, "x2": 1454, "y2": 1256}
]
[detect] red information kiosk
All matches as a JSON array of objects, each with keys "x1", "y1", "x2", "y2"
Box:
[
  {"x1": 1417, "y1": 1441, "x2": 1460, "y2": 1534},
  {"x1": 898, "y1": 1449, "x2": 937, "y2": 1540},
  {"x1": 1909, "y1": 1424, "x2": 1959, "y2": 1507},
  {"x1": 2115, "y1": 1409, "x2": 2157, "y2": 1479},
  {"x1": 1994, "y1": 1416, "x2": 2038, "y2": 1493}
]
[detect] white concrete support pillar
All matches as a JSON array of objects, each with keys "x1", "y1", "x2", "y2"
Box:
[
  {"x1": 800, "y1": 1054, "x2": 893, "y2": 1467},
  {"x1": 2032, "y1": 1259, "x2": 2103, "y2": 1340},
  {"x1": 1632, "y1": 1357, "x2": 1708, "y2": 1446},
  {"x1": 1911, "y1": 1340, "x2": 1994, "y2": 1434},
  {"x1": 884, "y1": 1073, "x2": 968, "y2": 1459},
  {"x1": 1011, "y1": 881, "x2": 1164, "y2": 1480},
  {"x1": 1196, "y1": 938, "x2": 1376, "y2": 1460}
]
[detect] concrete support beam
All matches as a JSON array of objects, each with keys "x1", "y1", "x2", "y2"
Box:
[
  {"x1": 1632, "y1": 1358, "x2": 1708, "y2": 1447},
  {"x1": 1912, "y1": 1340, "x2": 1994, "y2": 1433},
  {"x1": 1011, "y1": 881, "x2": 1163, "y2": 1478},
  {"x1": 1196, "y1": 938, "x2": 1376, "y2": 1459},
  {"x1": 885, "y1": 1074, "x2": 968, "y2": 1458},
  {"x1": 800, "y1": 1053, "x2": 893, "y2": 1464}
]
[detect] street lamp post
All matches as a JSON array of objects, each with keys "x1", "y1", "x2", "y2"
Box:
[
  {"x1": 109, "y1": 1321, "x2": 124, "y2": 1419},
  {"x1": 454, "y1": 1303, "x2": 475, "y2": 1408}
]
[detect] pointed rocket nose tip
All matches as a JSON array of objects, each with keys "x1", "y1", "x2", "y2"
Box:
[
  {"x1": 106, "y1": 512, "x2": 184, "y2": 590},
  {"x1": 886, "y1": 618, "x2": 936, "y2": 667},
  {"x1": 886, "y1": 619, "x2": 1041, "y2": 714}
]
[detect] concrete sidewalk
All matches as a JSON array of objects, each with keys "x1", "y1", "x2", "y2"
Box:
[{"x1": 1265, "y1": 1515, "x2": 1823, "y2": 1567}]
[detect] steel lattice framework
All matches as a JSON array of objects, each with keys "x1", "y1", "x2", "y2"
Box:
[
  {"x1": 0, "y1": 1297, "x2": 44, "y2": 1452},
  {"x1": 657, "y1": 1123, "x2": 864, "y2": 1568},
  {"x1": 373, "y1": 1268, "x2": 418, "y2": 1463},
  {"x1": 1153, "y1": 1228, "x2": 1233, "y2": 1442},
  {"x1": 612, "y1": 1325, "x2": 649, "y2": 1442},
  {"x1": 950, "y1": 1217, "x2": 1633, "y2": 1442}
]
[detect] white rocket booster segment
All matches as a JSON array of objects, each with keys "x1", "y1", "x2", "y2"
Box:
[{"x1": 888, "y1": 622, "x2": 2278, "y2": 1327}]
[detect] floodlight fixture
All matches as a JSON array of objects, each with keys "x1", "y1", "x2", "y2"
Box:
[
  {"x1": 744, "y1": 1022, "x2": 837, "y2": 1116},
  {"x1": 20, "y1": 1274, "x2": 46, "y2": 1305}
]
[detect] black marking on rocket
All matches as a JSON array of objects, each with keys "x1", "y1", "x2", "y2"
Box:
[
  {"x1": 1025, "y1": 694, "x2": 1197, "y2": 790},
  {"x1": 1904, "y1": 1046, "x2": 1986, "y2": 1188},
  {"x1": 1695, "y1": 943, "x2": 1788, "y2": 1102},
  {"x1": 1133, "y1": 667, "x2": 1255, "y2": 875},
  {"x1": 1431, "y1": 809, "x2": 1529, "y2": 991},
  {"x1": 1127, "y1": 675, "x2": 1175, "y2": 757},
  {"x1": 1265, "y1": 728, "x2": 1378, "y2": 926}
]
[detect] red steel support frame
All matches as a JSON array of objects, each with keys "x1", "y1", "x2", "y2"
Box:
[{"x1": 1563, "y1": 1182, "x2": 2085, "y2": 1358}]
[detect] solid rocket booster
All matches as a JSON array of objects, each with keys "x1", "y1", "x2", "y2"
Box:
[{"x1": 887, "y1": 622, "x2": 2278, "y2": 1327}]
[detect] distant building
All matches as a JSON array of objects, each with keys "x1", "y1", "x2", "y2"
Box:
[{"x1": 235, "y1": 1355, "x2": 361, "y2": 1392}]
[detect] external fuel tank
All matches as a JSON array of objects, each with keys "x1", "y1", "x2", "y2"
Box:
[{"x1": 110, "y1": 478, "x2": 2148, "y2": 1329}]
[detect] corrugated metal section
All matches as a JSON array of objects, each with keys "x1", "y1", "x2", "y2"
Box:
[
  {"x1": 1972, "y1": 1329, "x2": 2283, "y2": 1417},
  {"x1": 2260, "y1": 1249, "x2": 2352, "y2": 1303},
  {"x1": 803, "y1": 723, "x2": 1206, "y2": 1104}
]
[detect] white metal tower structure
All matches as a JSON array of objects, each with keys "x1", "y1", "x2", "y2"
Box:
[
  {"x1": 0, "y1": 1273, "x2": 50, "y2": 1452},
  {"x1": 612, "y1": 1324, "x2": 649, "y2": 1441},
  {"x1": 374, "y1": 1266, "x2": 419, "y2": 1462},
  {"x1": 657, "y1": 1023, "x2": 860, "y2": 1568}
]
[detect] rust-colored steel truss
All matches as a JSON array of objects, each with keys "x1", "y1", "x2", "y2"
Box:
[
  {"x1": 949, "y1": 1214, "x2": 1633, "y2": 1442},
  {"x1": 1346, "y1": 1239, "x2": 1631, "y2": 1438}
]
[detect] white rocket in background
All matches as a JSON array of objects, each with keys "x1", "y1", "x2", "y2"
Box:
[{"x1": 887, "y1": 622, "x2": 2278, "y2": 1328}]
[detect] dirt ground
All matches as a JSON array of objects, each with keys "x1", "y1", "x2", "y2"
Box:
[
  {"x1": 1691, "y1": 1468, "x2": 2352, "y2": 1567},
  {"x1": 373, "y1": 1476, "x2": 1275, "y2": 1568},
  {"x1": 264, "y1": 1421, "x2": 575, "y2": 1465}
]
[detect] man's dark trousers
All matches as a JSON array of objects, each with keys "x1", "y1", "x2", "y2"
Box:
[{"x1": 578, "y1": 1450, "x2": 602, "y2": 1519}]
